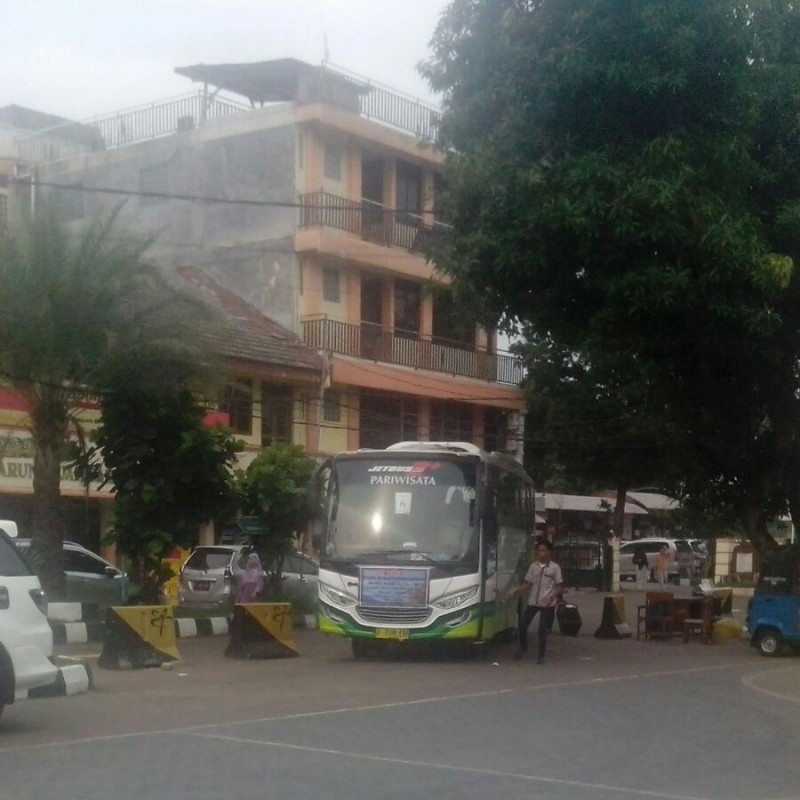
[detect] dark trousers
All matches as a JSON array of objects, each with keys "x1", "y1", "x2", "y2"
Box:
[{"x1": 519, "y1": 605, "x2": 556, "y2": 657}]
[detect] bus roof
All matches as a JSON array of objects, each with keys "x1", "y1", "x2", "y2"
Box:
[{"x1": 342, "y1": 441, "x2": 531, "y2": 484}]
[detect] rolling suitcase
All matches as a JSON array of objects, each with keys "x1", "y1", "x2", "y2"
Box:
[{"x1": 556, "y1": 600, "x2": 582, "y2": 637}]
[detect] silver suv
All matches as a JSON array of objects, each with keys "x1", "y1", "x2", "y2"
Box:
[
  {"x1": 179, "y1": 545, "x2": 319, "y2": 608},
  {"x1": 0, "y1": 528, "x2": 57, "y2": 719}
]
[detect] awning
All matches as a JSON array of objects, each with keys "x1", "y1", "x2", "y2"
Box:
[
  {"x1": 175, "y1": 59, "x2": 368, "y2": 108},
  {"x1": 544, "y1": 494, "x2": 649, "y2": 515}
]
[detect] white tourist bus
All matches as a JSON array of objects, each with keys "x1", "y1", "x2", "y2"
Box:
[{"x1": 311, "y1": 441, "x2": 537, "y2": 657}]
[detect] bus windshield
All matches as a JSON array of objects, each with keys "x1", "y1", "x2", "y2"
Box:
[{"x1": 326, "y1": 457, "x2": 477, "y2": 564}]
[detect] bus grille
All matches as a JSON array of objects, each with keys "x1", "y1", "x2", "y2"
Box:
[{"x1": 357, "y1": 607, "x2": 431, "y2": 625}]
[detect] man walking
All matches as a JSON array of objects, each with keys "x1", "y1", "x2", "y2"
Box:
[{"x1": 507, "y1": 539, "x2": 564, "y2": 664}]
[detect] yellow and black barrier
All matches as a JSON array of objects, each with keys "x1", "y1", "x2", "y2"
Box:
[
  {"x1": 594, "y1": 595, "x2": 632, "y2": 639},
  {"x1": 225, "y1": 602, "x2": 298, "y2": 659},
  {"x1": 98, "y1": 606, "x2": 181, "y2": 669}
]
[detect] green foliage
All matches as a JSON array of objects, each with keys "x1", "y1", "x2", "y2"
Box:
[
  {"x1": 236, "y1": 444, "x2": 316, "y2": 587},
  {"x1": 0, "y1": 207, "x2": 209, "y2": 595},
  {"x1": 424, "y1": 0, "x2": 800, "y2": 549},
  {"x1": 82, "y1": 387, "x2": 244, "y2": 603}
]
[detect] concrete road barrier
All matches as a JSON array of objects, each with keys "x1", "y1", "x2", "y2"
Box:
[
  {"x1": 594, "y1": 595, "x2": 632, "y2": 639},
  {"x1": 225, "y1": 603, "x2": 298, "y2": 659},
  {"x1": 99, "y1": 606, "x2": 181, "y2": 669}
]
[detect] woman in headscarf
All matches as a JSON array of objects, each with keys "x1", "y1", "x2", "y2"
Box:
[{"x1": 236, "y1": 552, "x2": 265, "y2": 603}]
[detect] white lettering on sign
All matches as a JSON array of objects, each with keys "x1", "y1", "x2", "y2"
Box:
[{"x1": 369, "y1": 476, "x2": 437, "y2": 486}]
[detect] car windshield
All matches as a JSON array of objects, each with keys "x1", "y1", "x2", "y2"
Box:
[
  {"x1": 184, "y1": 548, "x2": 235, "y2": 571},
  {"x1": 326, "y1": 457, "x2": 477, "y2": 564}
]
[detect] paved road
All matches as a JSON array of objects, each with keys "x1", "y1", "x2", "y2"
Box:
[{"x1": 1, "y1": 625, "x2": 798, "y2": 800}]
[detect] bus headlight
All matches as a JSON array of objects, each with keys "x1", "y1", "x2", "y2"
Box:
[
  {"x1": 320, "y1": 583, "x2": 356, "y2": 607},
  {"x1": 433, "y1": 585, "x2": 479, "y2": 610}
]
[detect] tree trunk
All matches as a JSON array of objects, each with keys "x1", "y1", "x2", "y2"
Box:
[
  {"x1": 743, "y1": 501, "x2": 778, "y2": 555},
  {"x1": 613, "y1": 484, "x2": 627, "y2": 539},
  {"x1": 30, "y1": 401, "x2": 68, "y2": 599}
]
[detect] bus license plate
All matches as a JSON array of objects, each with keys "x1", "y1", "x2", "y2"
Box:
[{"x1": 375, "y1": 628, "x2": 410, "y2": 641}]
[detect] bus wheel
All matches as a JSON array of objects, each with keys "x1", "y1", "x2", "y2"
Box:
[{"x1": 755, "y1": 629, "x2": 784, "y2": 657}]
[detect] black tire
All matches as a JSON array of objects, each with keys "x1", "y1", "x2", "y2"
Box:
[{"x1": 755, "y1": 629, "x2": 784, "y2": 657}]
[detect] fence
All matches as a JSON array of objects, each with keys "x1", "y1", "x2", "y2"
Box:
[
  {"x1": 302, "y1": 317, "x2": 523, "y2": 385},
  {"x1": 16, "y1": 92, "x2": 250, "y2": 164}
]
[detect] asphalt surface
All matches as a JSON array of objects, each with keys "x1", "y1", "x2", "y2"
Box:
[{"x1": 1, "y1": 594, "x2": 798, "y2": 800}]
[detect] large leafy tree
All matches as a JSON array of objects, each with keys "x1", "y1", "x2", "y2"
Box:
[
  {"x1": 423, "y1": 0, "x2": 800, "y2": 550},
  {"x1": 0, "y1": 208, "x2": 204, "y2": 595},
  {"x1": 81, "y1": 387, "x2": 243, "y2": 603}
]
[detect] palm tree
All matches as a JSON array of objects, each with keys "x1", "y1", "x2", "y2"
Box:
[{"x1": 0, "y1": 207, "x2": 206, "y2": 597}]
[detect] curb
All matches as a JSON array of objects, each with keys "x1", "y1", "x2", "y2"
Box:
[
  {"x1": 16, "y1": 660, "x2": 93, "y2": 700},
  {"x1": 51, "y1": 620, "x2": 106, "y2": 645},
  {"x1": 51, "y1": 612, "x2": 318, "y2": 643},
  {"x1": 48, "y1": 602, "x2": 100, "y2": 624}
]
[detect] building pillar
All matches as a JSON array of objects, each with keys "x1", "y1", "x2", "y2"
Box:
[
  {"x1": 347, "y1": 266, "x2": 360, "y2": 324},
  {"x1": 305, "y1": 387, "x2": 322, "y2": 456},
  {"x1": 420, "y1": 291, "x2": 433, "y2": 339},
  {"x1": 422, "y1": 169, "x2": 435, "y2": 225},
  {"x1": 382, "y1": 277, "x2": 395, "y2": 333},
  {"x1": 347, "y1": 392, "x2": 360, "y2": 451},
  {"x1": 472, "y1": 405, "x2": 485, "y2": 449},
  {"x1": 418, "y1": 398, "x2": 431, "y2": 441}
]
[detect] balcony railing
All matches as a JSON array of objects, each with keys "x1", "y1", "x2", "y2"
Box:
[
  {"x1": 302, "y1": 318, "x2": 524, "y2": 385},
  {"x1": 299, "y1": 191, "x2": 450, "y2": 255},
  {"x1": 15, "y1": 64, "x2": 441, "y2": 166},
  {"x1": 15, "y1": 92, "x2": 250, "y2": 164},
  {"x1": 318, "y1": 65, "x2": 441, "y2": 141}
]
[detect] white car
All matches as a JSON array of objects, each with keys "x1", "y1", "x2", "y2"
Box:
[
  {"x1": 0, "y1": 525, "x2": 58, "y2": 719},
  {"x1": 619, "y1": 538, "x2": 695, "y2": 583}
]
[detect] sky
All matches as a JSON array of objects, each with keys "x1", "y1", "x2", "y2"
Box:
[{"x1": 1, "y1": 0, "x2": 451, "y2": 122}]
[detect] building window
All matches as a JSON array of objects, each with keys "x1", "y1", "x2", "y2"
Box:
[
  {"x1": 484, "y1": 408, "x2": 508, "y2": 453},
  {"x1": 430, "y1": 401, "x2": 473, "y2": 443},
  {"x1": 220, "y1": 379, "x2": 254, "y2": 435},
  {"x1": 324, "y1": 144, "x2": 342, "y2": 181},
  {"x1": 360, "y1": 391, "x2": 418, "y2": 450},
  {"x1": 322, "y1": 266, "x2": 341, "y2": 303},
  {"x1": 396, "y1": 162, "x2": 422, "y2": 224},
  {"x1": 394, "y1": 279, "x2": 421, "y2": 336},
  {"x1": 323, "y1": 392, "x2": 342, "y2": 423},
  {"x1": 262, "y1": 383, "x2": 294, "y2": 447}
]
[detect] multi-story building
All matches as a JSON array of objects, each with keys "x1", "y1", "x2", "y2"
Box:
[{"x1": 12, "y1": 58, "x2": 526, "y2": 459}]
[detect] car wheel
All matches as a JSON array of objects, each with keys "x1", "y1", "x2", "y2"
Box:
[{"x1": 755, "y1": 629, "x2": 784, "y2": 657}]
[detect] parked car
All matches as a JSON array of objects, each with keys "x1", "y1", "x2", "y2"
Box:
[
  {"x1": 0, "y1": 527, "x2": 58, "y2": 719},
  {"x1": 13, "y1": 539, "x2": 128, "y2": 606},
  {"x1": 619, "y1": 538, "x2": 694, "y2": 583},
  {"x1": 179, "y1": 545, "x2": 319, "y2": 608}
]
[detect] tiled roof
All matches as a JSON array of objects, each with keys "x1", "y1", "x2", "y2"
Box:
[{"x1": 176, "y1": 267, "x2": 323, "y2": 376}]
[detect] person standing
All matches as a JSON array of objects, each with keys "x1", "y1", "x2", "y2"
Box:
[
  {"x1": 654, "y1": 545, "x2": 671, "y2": 591},
  {"x1": 633, "y1": 544, "x2": 649, "y2": 590},
  {"x1": 507, "y1": 539, "x2": 564, "y2": 664},
  {"x1": 236, "y1": 552, "x2": 265, "y2": 603}
]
